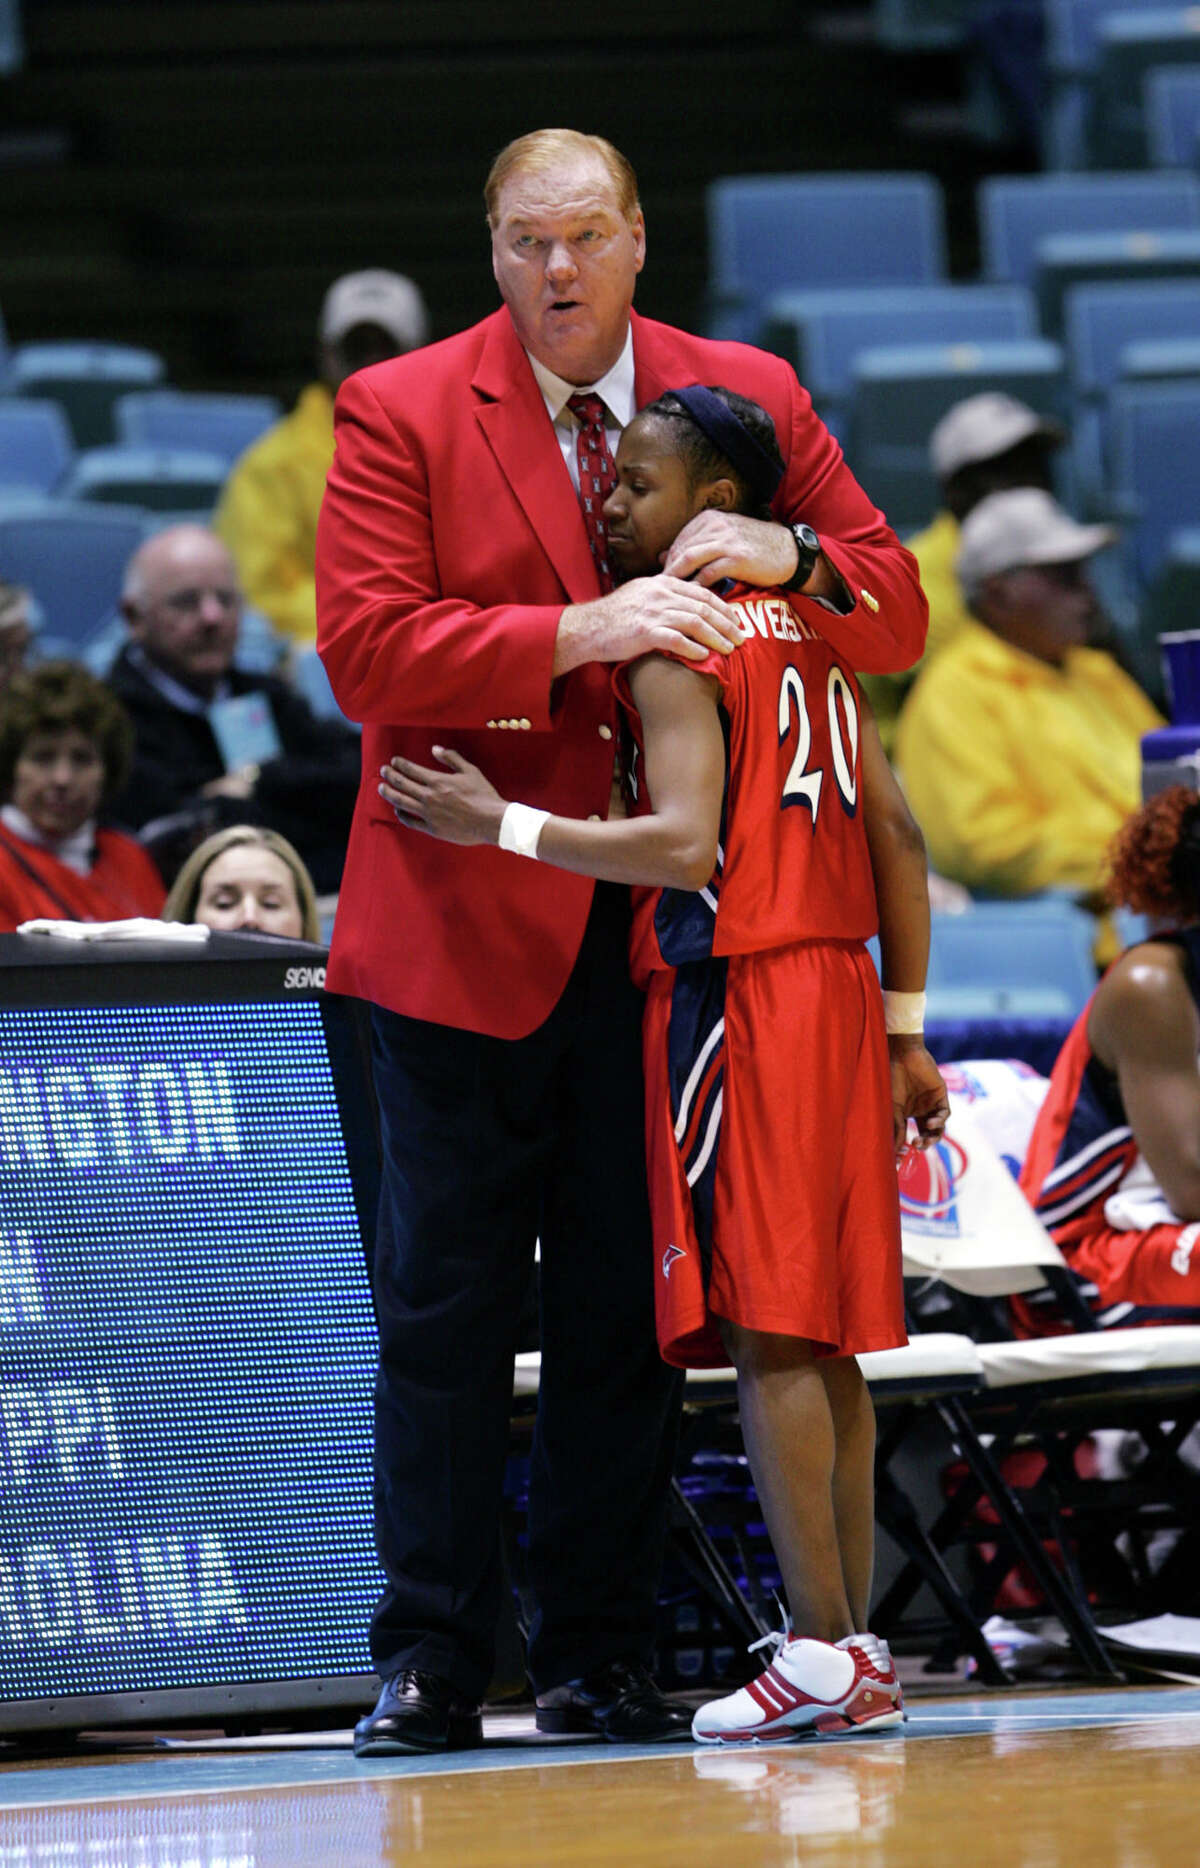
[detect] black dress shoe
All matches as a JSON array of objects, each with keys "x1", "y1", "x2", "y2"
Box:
[
  {"x1": 535, "y1": 1661, "x2": 692, "y2": 1742},
  {"x1": 353, "y1": 1670, "x2": 484, "y2": 1757}
]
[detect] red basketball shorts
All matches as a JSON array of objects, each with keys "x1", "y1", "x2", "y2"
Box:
[{"x1": 641, "y1": 938, "x2": 906, "y2": 1369}]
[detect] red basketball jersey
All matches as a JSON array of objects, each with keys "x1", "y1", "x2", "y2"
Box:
[{"x1": 614, "y1": 584, "x2": 879, "y2": 985}]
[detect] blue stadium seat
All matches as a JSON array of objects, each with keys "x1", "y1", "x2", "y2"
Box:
[
  {"x1": 761, "y1": 284, "x2": 1036, "y2": 436},
  {"x1": 1145, "y1": 63, "x2": 1200, "y2": 165},
  {"x1": 1090, "y1": 8, "x2": 1200, "y2": 166},
  {"x1": 705, "y1": 172, "x2": 947, "y2": 343},
  {"x1": 291, "y1": 645, "x2": 354, "y2": 724},
  {"x1": 59, "y1": 445, "x2": 228, "y2": 514},
  {"x1": 847, "y1": 339, "x2": 1067, "y2": 537},
  {"x1": 1034, "y1": 227, "x2": 1200, "y2": 337},
  {"x1": 1062, "y1": 279, "x2": 1200, "y2": 510},
  {"x1": 0, "y1": 498, "x2": 147, "y2": 646},
  {"x1": 1108, "y1": 379, "x2": 1200, "y2": 588},
  {"x1": 1041, "y1": 0, "x2": 1165, "y2": 167},
  {"x1": 6, "y1": 342, "x2": 167, "y2": 447},
  {"x1": 114, "y1": 390, "x2": 283, "y2": 465},
  {"x1": 926, "y1": 899, "x2": 1098, "y2": 1022},
  {"x1": 978, "y1": 171, "x2": 1200, "y2": 288},
  {"x1": 0, "y1": 398, "x2": 74, "y2": 494}
]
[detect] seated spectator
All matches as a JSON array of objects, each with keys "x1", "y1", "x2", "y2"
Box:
[
  {"x1": 861, "y1": 393, "x2": 1063, "y2": 754},
  {"x1": 215, "y1": 269, "x2": 429, "y2": 643},
  {"x1": 1019, "y1": 785, "x2": 1200, "y2": 1331},
  {"x1": 162, "y1": 824, "x2": 320, "y2": 941},
  {"x1": 0, "y1": 583, "x2": 34, "y2": 692},
  {"x1": 896, "y1": 488, "x2": 1162, "y2": 928},
  {"x1": 0, "y1": 660, "x2": 164, "y2": 929},
  {"x1": 107, "y1": 523, "x2": 359, "y2": 891}
]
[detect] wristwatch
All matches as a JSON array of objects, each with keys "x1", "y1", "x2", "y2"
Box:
[{"x1": 784, "y1": 522, "x2": 821, "y2": 591}]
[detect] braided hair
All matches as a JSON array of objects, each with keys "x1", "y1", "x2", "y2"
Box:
[{"x1": 638, "y1": 387, "x2": 784, "y2": 522}]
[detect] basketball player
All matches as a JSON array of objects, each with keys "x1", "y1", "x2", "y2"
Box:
[
  {"x1": 379, "y1": 386, "x2": 948, "y2": 1743},
  {"x1": 1020, "y1": 784, "x2": 1200, "y2": 1330}
]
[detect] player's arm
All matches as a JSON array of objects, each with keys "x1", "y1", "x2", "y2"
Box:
[
  {"x1": 1089, "y1": 945, "x2": 1200, "y2": 1218},
  {"x1": 376, "y1": 654, "x2": 726, "y2": 890},
  {"x1": 860, "y1": 697, "x2": 948, "y2": 1155}
]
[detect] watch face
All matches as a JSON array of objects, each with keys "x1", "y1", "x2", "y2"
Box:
[{"x1": 796, "y1": 524, "x2": 820, "y2": 551}]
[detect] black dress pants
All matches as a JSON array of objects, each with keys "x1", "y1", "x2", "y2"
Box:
[{"x1": 367, "y1": 883, "x2": 683, "y2": 1699}]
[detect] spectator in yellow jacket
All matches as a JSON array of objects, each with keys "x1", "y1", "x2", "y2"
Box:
[
  {"x1": 896, "y1": 488, "x2": 1161, "y2": 920},
  {"x1": 215, "y1": 269, "x2": 429, "y2": 643},
  {"x1": 862, "y1": 392, "x2": 1063, "y2": 753}
]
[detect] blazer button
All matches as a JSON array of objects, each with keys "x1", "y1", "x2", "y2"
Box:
[
  {"x1": 519, "y1": 718, "x2": 531, "y2": 730},
  {"x1": 486, "y1": 720, "x2": 497, "y2": 729},
  {"x1": 597, "y1": 723, "x2": 613, "y2": 740}
]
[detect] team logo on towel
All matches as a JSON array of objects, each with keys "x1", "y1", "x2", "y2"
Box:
[
  {"x1": 662, "y1": 1242, "x2": 686, "y2": 1279},
  {"x1": 898, "y1": 1135, "x2": 969, "y2": 1230}
]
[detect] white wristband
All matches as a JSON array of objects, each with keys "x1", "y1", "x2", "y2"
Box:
[
  {"x1": 498, "y1": 801, "x2": 550, "y2": 860},
  {"x1": 883, "y1": 990, "x2": 926, "y2": 1035}
]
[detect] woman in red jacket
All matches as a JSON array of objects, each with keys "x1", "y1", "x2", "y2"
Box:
[{"x1": 0, "y1": 660, "x2": 164, "y2": 929}]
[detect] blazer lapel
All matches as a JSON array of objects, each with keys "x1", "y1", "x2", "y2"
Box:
[{"x1": 472, "y1": 313, "x2": 600, "y2": 602}]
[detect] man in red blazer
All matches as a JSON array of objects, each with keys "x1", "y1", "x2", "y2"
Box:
[{"x1": 316, "y1": 129, "x2": 927, "y2": 1758}]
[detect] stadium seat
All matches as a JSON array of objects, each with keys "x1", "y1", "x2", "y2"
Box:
[
  {"x1": 1033, "y1": 227, "x2": 1200, "y2": 336},
  {"x1": 1108, "y1": 379, "x2": 1200, "y2": 588},
  {"x1": 1145, "y1": 63, "x2": 1200, "y2": 166},
  {"x1": 925, "y1": 898, "x2": 1098, "y2": 1023},
  {"x1": 978, "y1": 171, "x2": 1200, "y2": 289},
  {"x1": 0, "y1": 498, "x2": 146, "y2": 646},
  {"x1": 59, "y1": 444, "x2": 228, "y2": 514},
  {"x1": 1089, "y1": 8, "x2": 1200, "y2": 166},
  {"x1": 6, "y1": 342, "x2": 167, "y2": 447},
  {"x1": 1061, "y1": 279, "x2": 1200, "y2": 509},
  {"x1": 1041, "y1": 0, "x2": 1165, "y2": 168},
  {"x1": 291, "y1": 645, "x2": 351, "y2": 723},
  {"x1": 872, "y1": 0, "x2": 972, "y2": 48},
  {"x1": 114, "y1": 390, "x2": 282, "y2": 465},
  {"x1": 846, "y1": 338, "x2": 1067, "y2": 536},
  {"x1": 705, "y1": 172, "x2": 947, "y2": 343},
  {"x1": 0, "y1": 398, "x2": 74, "y2": 494},
  {"x1": 761, "y1": 283, "x2": 1036, "y2": 437}
]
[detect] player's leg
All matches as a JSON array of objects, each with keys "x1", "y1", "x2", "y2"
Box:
[
  {"x1": 721, "y1": 1320, "x2": 853, "y2": 1643},
  {"x1": 820, "y1": 1353, "x2": 878, "y2": 1633}
]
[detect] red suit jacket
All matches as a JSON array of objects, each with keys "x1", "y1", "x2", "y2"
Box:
[{"x1": 315, "y1": 306, "x2": 927, "y2": 1038}]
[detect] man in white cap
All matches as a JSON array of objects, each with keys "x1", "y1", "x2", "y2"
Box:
[
  {"x1": 216, "y1": 269, "x2": 429, "y2": 643},
  {"x1": 862, "y1": 391, "x2": 1064, "y2": 754},
  {"x1": 896, "y1": 487, "x2": 1161, "y2": 935}
]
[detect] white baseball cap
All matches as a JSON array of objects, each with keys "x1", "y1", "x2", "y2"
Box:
[
  {"x1": 956, "y1": 488, "x2": 1115, "y2": 597},
  {"x1": 930, "y1": 392, "x2": 1065, "y2": 480},
  {"x1": 319, "y1": 270, "x2": 429, "y2": 353}
]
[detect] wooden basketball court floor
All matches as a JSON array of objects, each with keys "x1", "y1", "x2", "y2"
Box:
[{"x1": 1, "y1": 1684, "x2": 1199, "y2": 1866}]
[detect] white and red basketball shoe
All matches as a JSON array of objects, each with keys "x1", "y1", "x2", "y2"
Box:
[
  {"x1": 691, "y1": 1633, "x2": 905, "y2": 1745},
  {"x1": 836, "y1": 1632, "x2": 904, "y2": 1716}
]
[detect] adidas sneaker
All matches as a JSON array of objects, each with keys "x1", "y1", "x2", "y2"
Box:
[{"x1": 692, "y1": 1634, "x2": 905, "y2": 1745}]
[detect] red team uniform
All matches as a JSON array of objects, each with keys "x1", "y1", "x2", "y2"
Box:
[
  {"x1": 1019, "y1": 926, "x2": 1200, "y2": 1330},
  {"x1": 614, "y1": 584, "x2": 906, "y2": 1369}
]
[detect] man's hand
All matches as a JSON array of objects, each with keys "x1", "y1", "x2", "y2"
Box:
[
  {"x1": 201, "y1": 764, "x2": 260, "y2": 801},
  {"x1": 661, "y1": 512, "x2": 800, "y2": 589},
  {"x1": 554, "y1": 576, "x2": 745, "y2": 678},
  {"x1": 888, "y1": 1035, "x2": 950, "y2": 1162},
  {"x1": 379, "y1": 749, "x2": 507, "y2": 845}
]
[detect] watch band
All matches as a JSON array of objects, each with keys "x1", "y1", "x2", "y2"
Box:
[{"x1": 784, "y1": 522, "x2": 821, "y2": 592}]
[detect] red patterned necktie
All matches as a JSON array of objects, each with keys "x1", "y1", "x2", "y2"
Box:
[{"x1": 567, "y1": 392, "x2": 617, "y2": 593}]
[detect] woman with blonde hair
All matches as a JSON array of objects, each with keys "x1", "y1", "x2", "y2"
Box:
[{"x1": 162, "y1": 823, "x2": 321, "y2": 942}]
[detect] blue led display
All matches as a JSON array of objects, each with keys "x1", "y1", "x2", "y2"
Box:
[{"x1": 0, "y1": 1000, "x2": 382, "y2": 1702}]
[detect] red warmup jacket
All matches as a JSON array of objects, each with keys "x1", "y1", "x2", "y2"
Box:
[{"x1": 315, "y1": 306, "x2": 927, "y2": 1039}]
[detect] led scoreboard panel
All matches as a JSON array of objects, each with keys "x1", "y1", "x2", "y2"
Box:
[{"x1": 0, "y1": 934, "x2": 383, "y2": 1732}]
